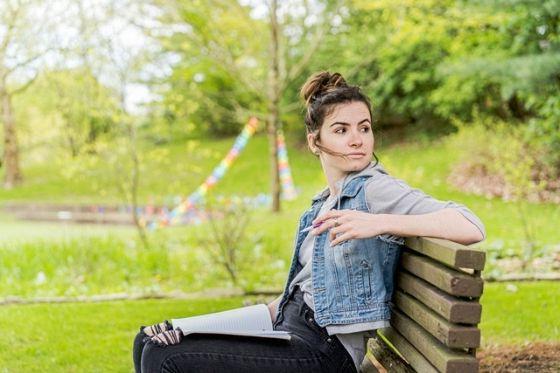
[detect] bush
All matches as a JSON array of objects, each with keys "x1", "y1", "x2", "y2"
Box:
[{"x1": 446, "y1": 115, "x2": 560, "y2": 203}]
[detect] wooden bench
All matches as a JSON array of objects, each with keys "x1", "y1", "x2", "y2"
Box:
[{"x1": 362, "y1": 237, "x2": 486, "y2": 373}]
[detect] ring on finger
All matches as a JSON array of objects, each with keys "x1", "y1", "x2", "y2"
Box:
[{"x1": 334, "y1": 218, "x2": 340, "y2": 227}]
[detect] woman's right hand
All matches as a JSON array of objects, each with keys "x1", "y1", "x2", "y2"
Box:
[
  {"x1": 267, "y1": 295, "x2": 282, "y2": 323},
  {"x1": 267, "y1": 303, "x2": 277, "y2": 323}
]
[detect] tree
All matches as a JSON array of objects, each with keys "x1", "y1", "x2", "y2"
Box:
[
  {"x1": 341, "y1": 0, "x2": 560, "y2": 135},
  {"x1": 0, "y1": 0, "x2": 68, "y2": 188},
  {"x1": 24, "y1": 68, "x2": 120, "y2": 157},
  {"x1": 155, "y1": 0, "x2": 345, "y2": 212}
]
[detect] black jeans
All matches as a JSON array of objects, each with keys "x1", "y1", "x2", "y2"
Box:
[{"x1": 133, "y1": 286, "x2": 356, "y2": 372}]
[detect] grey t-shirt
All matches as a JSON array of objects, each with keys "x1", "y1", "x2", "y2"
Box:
[{"x1": 288, "y1": 162, "x2": 486, "y2": 372}]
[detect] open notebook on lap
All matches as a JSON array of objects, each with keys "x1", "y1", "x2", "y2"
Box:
[{"x1": 172, "y1": 304, "x2": 291, "y2": 340}]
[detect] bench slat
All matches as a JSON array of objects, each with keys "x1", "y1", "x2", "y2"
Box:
[
  {"x1": 397, "y1": 271, "x2": 482, "y2": 324},
  {"x1": 394, "y1": 290, "x2": 481, "y2": 348},
  {"x1": 365, "y1": 335, "x2": 415, "y2": 373},
  {"x1": 377, "y1": 327, "x2": 438, "y2": 373},
  {"x1": 391, "y1": 309, "x2": 479, "y2": 373},
  {"x1": 400, "y1": 251, "x2": 484, "y2": 297},
  {"x1": 405, "y1": 237, "x2": 485, "y2": 271}
]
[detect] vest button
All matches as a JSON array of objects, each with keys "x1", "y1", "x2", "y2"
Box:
[{"x1": 327, "y1": 338, "x2": 332, "y2": 343}]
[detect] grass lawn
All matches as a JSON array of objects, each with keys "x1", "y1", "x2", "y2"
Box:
[
  {"x1": 1, "y1": 135, "x2": 558, "y2": 299},
  {"x1": 480, "y1": 281, "x2": 560, "y2": 345},
  {"x1": 0, "y1": 297, "x2": 245, "y2": 373},
  {"x1": 0, "y1": 281, "x2": 557, "y2": 372},
  {"x1": 2, "y1": 134, "x2": 558, "y2": 247},
  {"x1": 0, "y1": 133, "x2": 558, "y2": 370}
]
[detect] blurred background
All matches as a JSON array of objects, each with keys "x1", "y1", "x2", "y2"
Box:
[{"x1": 0, "y1": 0, "x2": 558, "y2": 371}]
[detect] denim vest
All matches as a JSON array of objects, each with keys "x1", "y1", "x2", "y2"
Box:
[{"x1": 275, "y1": 174, "x2": 402, "y2": 328}]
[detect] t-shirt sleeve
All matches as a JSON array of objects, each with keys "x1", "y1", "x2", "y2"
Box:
[{"x1": 365, "y1": 174, "x2": 486, "y2": 241}]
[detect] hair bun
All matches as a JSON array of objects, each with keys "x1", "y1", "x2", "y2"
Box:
[{"x1": 300, "y1": 71, "x2": 348, "y2": 106}]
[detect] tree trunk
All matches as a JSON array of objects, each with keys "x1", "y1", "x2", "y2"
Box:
[
  {"x1": 130, "y1": 124, "x2": 149, "y2": 250},
  {"x1": 268, "y1": 0, "x2": 281, "y2": 213},
  {"x1": 1, "y1": 90, "x2": 22, "y2": 189}
]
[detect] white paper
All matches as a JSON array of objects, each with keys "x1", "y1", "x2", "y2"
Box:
[{"x1": 171, "y1": 304, "x2": 291, "y2": 340}]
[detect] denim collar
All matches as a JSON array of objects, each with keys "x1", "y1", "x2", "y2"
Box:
[{"x1": 311, "y1": 162, "x2": 387, "y2": 202}]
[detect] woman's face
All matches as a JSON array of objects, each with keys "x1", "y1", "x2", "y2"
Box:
[{"x1": 308, "y1": 101, "x2": 374, "y2": 180}]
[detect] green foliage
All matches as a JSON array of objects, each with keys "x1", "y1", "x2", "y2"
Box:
[
  {"x1": 0, "y1": 199, "x2": 298, "y2": 299},
  {"x1": 447, "y1": 115, "x2": 559, "y2": 202},
  {"x1": 526, "y1": 96, "x2": 560, "y2": 171},
  {"x1": 15, "y1": 68, "x2": 121, "y2": 157},
  {"x1": 339, "y1": 0, "x2": 560, "y2": 143},
  {"x1": 0, "y1": 282, "x2": 557, "y2": 371},
  {"x1": 2, "y1": 135, "x2": 560, "y2": 301},
  {"x1": 154, "y1": 0, "x2": 268, "y2": 138}
]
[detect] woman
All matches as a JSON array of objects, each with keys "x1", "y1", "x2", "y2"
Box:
[{"x1": 133, "y1": 71, "x2": 485, "y2": 373}]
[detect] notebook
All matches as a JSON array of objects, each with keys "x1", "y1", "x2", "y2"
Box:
[{"x1": 171, "y1": 304, "x2": 291, "y2": 340}]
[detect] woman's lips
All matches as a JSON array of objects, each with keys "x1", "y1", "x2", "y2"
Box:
[{"x1": 346, "y1": 153, "x2": 366, "y2": 159}]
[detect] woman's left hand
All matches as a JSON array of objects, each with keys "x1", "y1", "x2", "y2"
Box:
[{"x1": 311, "y1": 209, "x2": 386, "y2": 247}]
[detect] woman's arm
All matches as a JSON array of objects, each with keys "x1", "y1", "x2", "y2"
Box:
[
  {"x1": 312, "y1": 208, "x2": 484, "y2": 247},
  {"x1": 378, "y1": 208, "x2": 484, "y2": 245},
  {"x1": 312, "y1": 172, "x2": 486, "y2": 247}
]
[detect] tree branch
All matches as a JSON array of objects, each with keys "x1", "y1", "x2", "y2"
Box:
[
  {"x1": 0, "y1": 2, "x2": 22, "y2": 57},
  {"x1": 9, "y1": 70, "x2": 39, "y2": 95},
  {"x1": 283, "y1": 0, "x2": 344, "y2": 91}
]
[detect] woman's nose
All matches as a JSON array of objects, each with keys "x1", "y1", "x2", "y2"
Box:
[{"x1": 349, "y1": 130, "x2": 363, "y2": 147}]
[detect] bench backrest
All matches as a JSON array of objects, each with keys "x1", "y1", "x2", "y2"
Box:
[{"x1": 367, "y1": 237, "x2": 485, "y2": 373}]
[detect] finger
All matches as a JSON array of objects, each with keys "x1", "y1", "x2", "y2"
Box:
[
  {"x1": 151, "y1": 335, "x2": 164, "y2": 346},
  {"x1": 312, "y1": 217, "x2": 339, "y2": 235},
  {"x1": 331, "y1": 231, "x2": 352, "y2": 247},
  {"x1": 312, "y1": 210, "x2": 342, "y2": 224},
  {"x1": 329, "y1": 224, "x2": 344, "y2": 242},
  {"x1": 329, "y1": 224, "x2": 343, "y2": 237}
]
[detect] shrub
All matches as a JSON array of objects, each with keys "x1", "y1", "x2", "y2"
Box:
[{"x1": 446, "y1": 115, "x2": 560, "y2": 203}]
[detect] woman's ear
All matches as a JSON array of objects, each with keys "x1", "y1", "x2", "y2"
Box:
[{"x1": 307, "y1": 132, "x2": 319, "y2": 154}]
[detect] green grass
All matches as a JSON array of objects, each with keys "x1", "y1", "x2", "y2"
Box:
[
  {"x1": 1, "y1": 132, "x2": 558, "y2": 246},
  {"x1": 0, "y1": 226, "x2": 290, "y2": 298},
  {"x1": 0, "y1": 134, "x2": 558, "y2": 298},
  {"x1": 0, "y1": 296, "x2": 246, "y2": 373},
  {"x1": 480, "y1": 281, "x2": 560, "y2": 345},
  {"x1": 0, "y1": 281, "x2": 557, "y2": 372},
  {"x1": 0, "y1": 133, "x2": 558, "y2": 370}
]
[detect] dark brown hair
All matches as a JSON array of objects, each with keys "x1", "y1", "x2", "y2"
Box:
[{"x1": 300, "y1": 71, "x2": 376, "y2": 162}]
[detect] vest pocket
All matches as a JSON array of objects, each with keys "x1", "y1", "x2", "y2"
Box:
[
  {"x1": 381, "y1": 242, "x2": 402, "y2": 301},
  {"x1": 360, "y1": 259, "x2": 373, "y2": 299}
]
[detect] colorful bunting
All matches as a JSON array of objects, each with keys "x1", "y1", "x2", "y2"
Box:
[{"x1": 142, "y1": 116, "x2": 299, "y2": 229}]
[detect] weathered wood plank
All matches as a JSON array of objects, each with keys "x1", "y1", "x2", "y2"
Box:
[
  {"x1": 397, "y1": 271, "x2": 482, "y2": 324},
  {"x1": 391, "y1": 309, "x2": 479, "y2": 373},
  {"x1": 377, "y1": 327, "x2": 438, "y2": 373},
  {"x1": 365, "y1": 335, "x2": 415, "y2": 373},
  {"x1": 405, "y1": 237, "x2": 485, "y2": 271},
  {"x1": 360, "y1": 352, "x2": 381, "y2": 373},
  {"x1": 394, "y1": 290, "x2": 481, "y2": 348},
  {"x1": 400, "y1": 251, "x2": 484, "y2": 297}
]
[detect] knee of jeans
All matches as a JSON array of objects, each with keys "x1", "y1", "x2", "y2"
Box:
[
  {"x1": 133, "y1": 332, "x2": 147, "y2": 373},
  {"x1": 142, "y1": 341, "x2": 190, "y2": 373},
  {"x1": 141, "y1": 341, "x2": 167, "y2": 373},
  {"x1": 135, "y1": 330, "x2": 147, "y2": 342}
]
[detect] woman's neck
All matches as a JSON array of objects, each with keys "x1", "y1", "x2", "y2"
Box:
[{"x1": 326, "y1": 173, "x2": 348, "y2": 197}]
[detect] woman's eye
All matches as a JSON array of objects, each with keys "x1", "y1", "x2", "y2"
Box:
[
  {"x1": 361, "y1": 127, "x2": 370, "y2": 132},
  {"x1": 335, "y1": 128, "x2": 345, "y2": 134}
]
